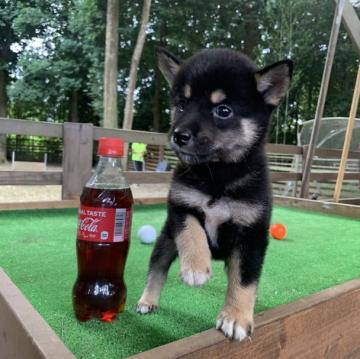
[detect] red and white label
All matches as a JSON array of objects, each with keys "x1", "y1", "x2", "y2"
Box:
[{"x1": 77, "y1": 205, "x2": 132, "y2": 243}]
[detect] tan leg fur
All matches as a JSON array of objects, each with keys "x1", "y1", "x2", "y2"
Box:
[
  {"x1": 216, "y1": 251, "x2": 257, "y2": 341},
  {"x1": 175, "y1": 215, "x2": 212, "y2": 287},
  {"x1": 137, "y1": 271, "x2": 166, "y2": 314}
]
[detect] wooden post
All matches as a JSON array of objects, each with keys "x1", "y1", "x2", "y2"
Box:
[
  {"x1": 62, "y1": 123, "x2": 94, "y2": 200},
  {"x1": 300, "y1": 0, "x2": 345, "y2": 198},
  {"x1": 333, "y1": 65, "x2": 360, "y2": 202},
  {"x1": 339, "y1": 0, "x2": 360, "y2": 57}
]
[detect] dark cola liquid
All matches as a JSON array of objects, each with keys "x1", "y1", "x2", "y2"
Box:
[{"x1": 72, "y1": 186, "x2": 133, "y2": 322}]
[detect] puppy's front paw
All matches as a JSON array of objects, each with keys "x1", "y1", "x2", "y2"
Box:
[
  {"x1": 181, "y1": 266, "x2": 212, "y2": 287},
  {"x1": 136, "y1": 300, "x2": 158, "y2": 314},
  {"x1": 216, "y1": 306, "x2": 254, "y2": 342}
]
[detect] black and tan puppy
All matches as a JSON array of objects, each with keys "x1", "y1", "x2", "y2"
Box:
[{"x1": 137, "y1": 47, "x2": 292, "y2": 341}]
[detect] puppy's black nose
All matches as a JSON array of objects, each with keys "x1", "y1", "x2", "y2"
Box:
[{"x1": 173, "y1": 129, "x2": 192, "y2": 147}]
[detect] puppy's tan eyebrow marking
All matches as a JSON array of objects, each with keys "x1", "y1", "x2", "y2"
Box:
[
  {"x1": 184, "y1": 85, "x2": 192, "y2": 98},
  {"x1": 210, "y1": 89, "x2": 226, "y2": 104}
]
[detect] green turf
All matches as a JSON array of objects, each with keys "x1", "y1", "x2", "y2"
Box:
[{"x1": 0, "y1": 204, "x2": 359, "y2": 358}]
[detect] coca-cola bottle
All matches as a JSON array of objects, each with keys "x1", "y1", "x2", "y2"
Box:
[{"x1": 73, "y1": 137, "x2": 133, "y2": 322}]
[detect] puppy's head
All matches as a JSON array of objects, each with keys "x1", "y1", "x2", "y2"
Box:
[{"x1": 157, "y1": 47, "x2": 292, "y2": 164}]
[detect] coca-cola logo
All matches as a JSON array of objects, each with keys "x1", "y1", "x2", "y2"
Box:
[{"x1": 79, "y1": 217, "x2": 101, "y2": 233}]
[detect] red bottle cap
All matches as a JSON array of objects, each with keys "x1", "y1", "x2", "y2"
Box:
[{"x1": 98, "y1": 137, "x2": 124, "y2": 157}]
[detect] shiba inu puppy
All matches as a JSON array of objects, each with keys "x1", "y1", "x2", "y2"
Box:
[{"x1": 137, "y1": 47, "x2": 292, "y2": 341}]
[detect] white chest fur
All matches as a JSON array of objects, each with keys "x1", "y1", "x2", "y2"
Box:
[{"x1": 170, "y1": 183, "x2": 264, "y2": 247}]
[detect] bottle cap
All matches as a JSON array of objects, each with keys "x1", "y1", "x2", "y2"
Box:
[{"x1": 98, "y1": 137, "x2": 124, "y2": 157}]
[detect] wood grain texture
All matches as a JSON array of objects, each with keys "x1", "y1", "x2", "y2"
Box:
[
  {"x1": 340, "y1": 0, "x2": 360, "y2": 57},
  {"x1": 273, "y1": 195, "x2": 360, "y2": 220},
  {"x1": 62, "y1": 123, "x2": 93, "y2": 199},
  {"x1": 0, "y1": 171, "x2": 62, "y2": 185},
  {"x1": 2, "y1": 170, "x2": 358, "y2": 187},
  {"x1": 93, "y1": 126, "x2": 168, "y2": 145},
  {"x1": 266, "y1": 143, "x2": 303, "y2": 155},
  {"x1": 312, "y1": 146, "x2": 360, "y2": 160},
  {"x1": 271, "y1": 172, "x2": 360, "y2": 182},
  {"x1": 0, "y1": 268, "x2": 75, "y2": 359},
  {"x1": 334, "y1": 65, "x2": 360, "y2": 202},
  {"x1": 124, "y1": 171, "x2": 172, "y2": 184},
  {"x1": 129, "y1": 278, "x2": 360, "y2": 359},
  {"x1": 300, "y1": 0, "x2": 346, "y2": 198},
  {"x1": 338, "y1": 197, "x2": 360, "y2": 205},
  {"x1": 0, "y1": 118, "x2": 63, "y2": 137}
]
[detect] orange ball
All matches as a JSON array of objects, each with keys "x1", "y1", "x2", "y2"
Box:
[{"x1": 270, "y1": 223, "x2": 287, "y2": 240}]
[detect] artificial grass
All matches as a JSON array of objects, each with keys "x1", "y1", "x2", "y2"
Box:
[{"x1": 0, "y1": 204, "x2": 359, "y2": 358}]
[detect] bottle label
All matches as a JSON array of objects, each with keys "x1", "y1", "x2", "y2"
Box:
[{"x1": 77, "y1": 205, "x2": 132, "y2": 243}]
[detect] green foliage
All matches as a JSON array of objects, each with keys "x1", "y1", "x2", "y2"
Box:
[{"x1": 1, "y1": 0, "x2": 360, "y2": 144}]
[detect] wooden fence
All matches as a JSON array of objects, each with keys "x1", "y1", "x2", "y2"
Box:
[{"x1": 0, "y1": 118, "x2": 360, "y2": 201}]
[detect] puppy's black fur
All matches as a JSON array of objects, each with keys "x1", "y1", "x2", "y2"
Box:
[{"x1": 137, "y1": 47, "x2": 292, "y2": 341}]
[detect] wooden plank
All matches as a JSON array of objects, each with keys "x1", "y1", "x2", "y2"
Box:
[
  {"x1": 62, "y1": 123, "x2": 93, "y2": 200},
  {"x1": 312, "y1": 146, "x2": 360, "y2": 159},
  {"x1": 0, "y1": 198, "x2": 167, "y2": 212},
  {"x1": 0, "y1": 181, "x2": 170, "y2": 211},
  {"x1": 134, "y1": 197, "x2": 167, "y2": 205},
  {"x1": 0, "y1": 117, "x2": 168, "y2": 146},
  {"x1": 340, "y1": 0, "x2": 360, "y2": 57},
  {"x1": 300, "y1": 0, "x2": 346, "y2": 198},
  {"x1": 273, "y1": 195, "x2": 360, "y2": 220},
  {"x1": 311, "y1": 172, "x2": 360, "y2": 181},
  {"x1": 93, "y1": 126, "x2": 168, "y2": 145},
  {"x1": 0, "y1": 171, "x2": 62, "y2": 185},
  {"x1": 124, "y1": 171, "x2": 172, "y2": 184},
  {"x1": 0, "y1": 169, "x2": 357, "y2": 187},
  {"x1": 1, "y1": 194, "x2": 358, "y2": 215},
  {"x1": 0, "y1": 268, "x2": 75, "y2": 359},
  {"x1": 271, "y1": 171, "x2": 360, "y2": 182},
  {"x1": 270, "y1": 172, "x2": 301, "y2": 181},
  {"x1": 266, "y1": 143, "x2": 302, "y2": 155},
  {"x1": 334, "y1": 65, "x2": 360, "y2": 202},
  {"x1": 0, "y1": 118, "x2": 63, "y2": 137},
  {"x1": 129, "y1": 278, "x2": 360, "y2": 359},
  {"x1": 338, "y1": 197, "x2": 360, "y2": 205}
]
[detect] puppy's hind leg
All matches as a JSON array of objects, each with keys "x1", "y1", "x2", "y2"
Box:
[
  {"x1": 216, "y1": 250, "x2": 257, "y2": 342},
  {"x1": 216, "y1": 229, "x2": 268, "y2": 341},
  {"x1": 137, "y1": 227, "x2": 177, "y2": 314},
  {"x1": 176, "y1": 215, "x2": 212, "y2": 287}
]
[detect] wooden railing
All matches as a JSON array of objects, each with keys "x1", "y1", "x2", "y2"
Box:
[
  {"x1": 0, "y1": 119, "x2": 171, "y2": 199},
  {"x1": 0, "y1": 118, "x2": 359, "y2": 200}
]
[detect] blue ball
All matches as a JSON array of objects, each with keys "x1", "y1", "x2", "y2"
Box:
[{"x1": 137, "y1": 225, "x2": 157, "y2": 244}]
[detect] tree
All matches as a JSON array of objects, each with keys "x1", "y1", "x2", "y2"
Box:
[
  {"x1": 2, "y1": 0, "x2": 359, "y2": 148},
  {"x1": 122, "y1": 0, "x2": 152, "y2": 131},
  {"x1": 0, "y1": 1, "x2": 54, "y2": 162},
  {"x1": 8, "y1": 0, "x2": 103, "y2": 125},
  {"x1": 103, "y1": 0, "x2": 120, "y2": 128}
]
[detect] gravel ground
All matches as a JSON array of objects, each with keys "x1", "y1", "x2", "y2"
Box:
[
  {"x1": 0, "y1": 185, "x2": 62, "y2": 203},
  {"x1": 0, "y1": 183, "x2": 170, "y2": 203},
  {"x1": 0, "y1": 162, "x2": 170, "y2": 203},
  {"x1": 0, "y1": 162, "x2": 62, "y2": 203}
]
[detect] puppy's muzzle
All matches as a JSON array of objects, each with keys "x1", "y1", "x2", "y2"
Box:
[{"x1": 173, "y1": 128, "x2": 192, "y2": 147}]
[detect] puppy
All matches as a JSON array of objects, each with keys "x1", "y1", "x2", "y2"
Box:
[{"x1": 137, "y1": 47, "x2": 292, "y2": 342}]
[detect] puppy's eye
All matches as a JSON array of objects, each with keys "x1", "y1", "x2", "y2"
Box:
[
  {"x1": 214, "y1": 104, "x2": 233, "y2": 119},
  {"x1": 176, "y1": 99, "x2": 187, "y2": 112}
]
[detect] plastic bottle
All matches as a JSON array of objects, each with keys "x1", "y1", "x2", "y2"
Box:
[{"x1": 73, "y1": 137, "x2": 133, "y2": 322}]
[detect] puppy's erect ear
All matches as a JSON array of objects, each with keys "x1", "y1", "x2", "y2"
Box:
[
  {"x1": 156, "y1": 46, "x2": 182, "y2": 87},
  {"x1": 255, "y1": 60, "x2": 293, "y2": 107}
]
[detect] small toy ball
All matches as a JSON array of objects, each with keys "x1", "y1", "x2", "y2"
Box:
[
  {"x1": 137, "y1": 225, "x2": 157, "y2": 244},
  {"x1": 270, "y1": 223, "x2": 287, "y2": 240}
]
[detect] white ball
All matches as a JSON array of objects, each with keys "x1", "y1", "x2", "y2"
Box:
[{"x1": 137, "y1": 225, "x2": 157, "y2": 244}]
